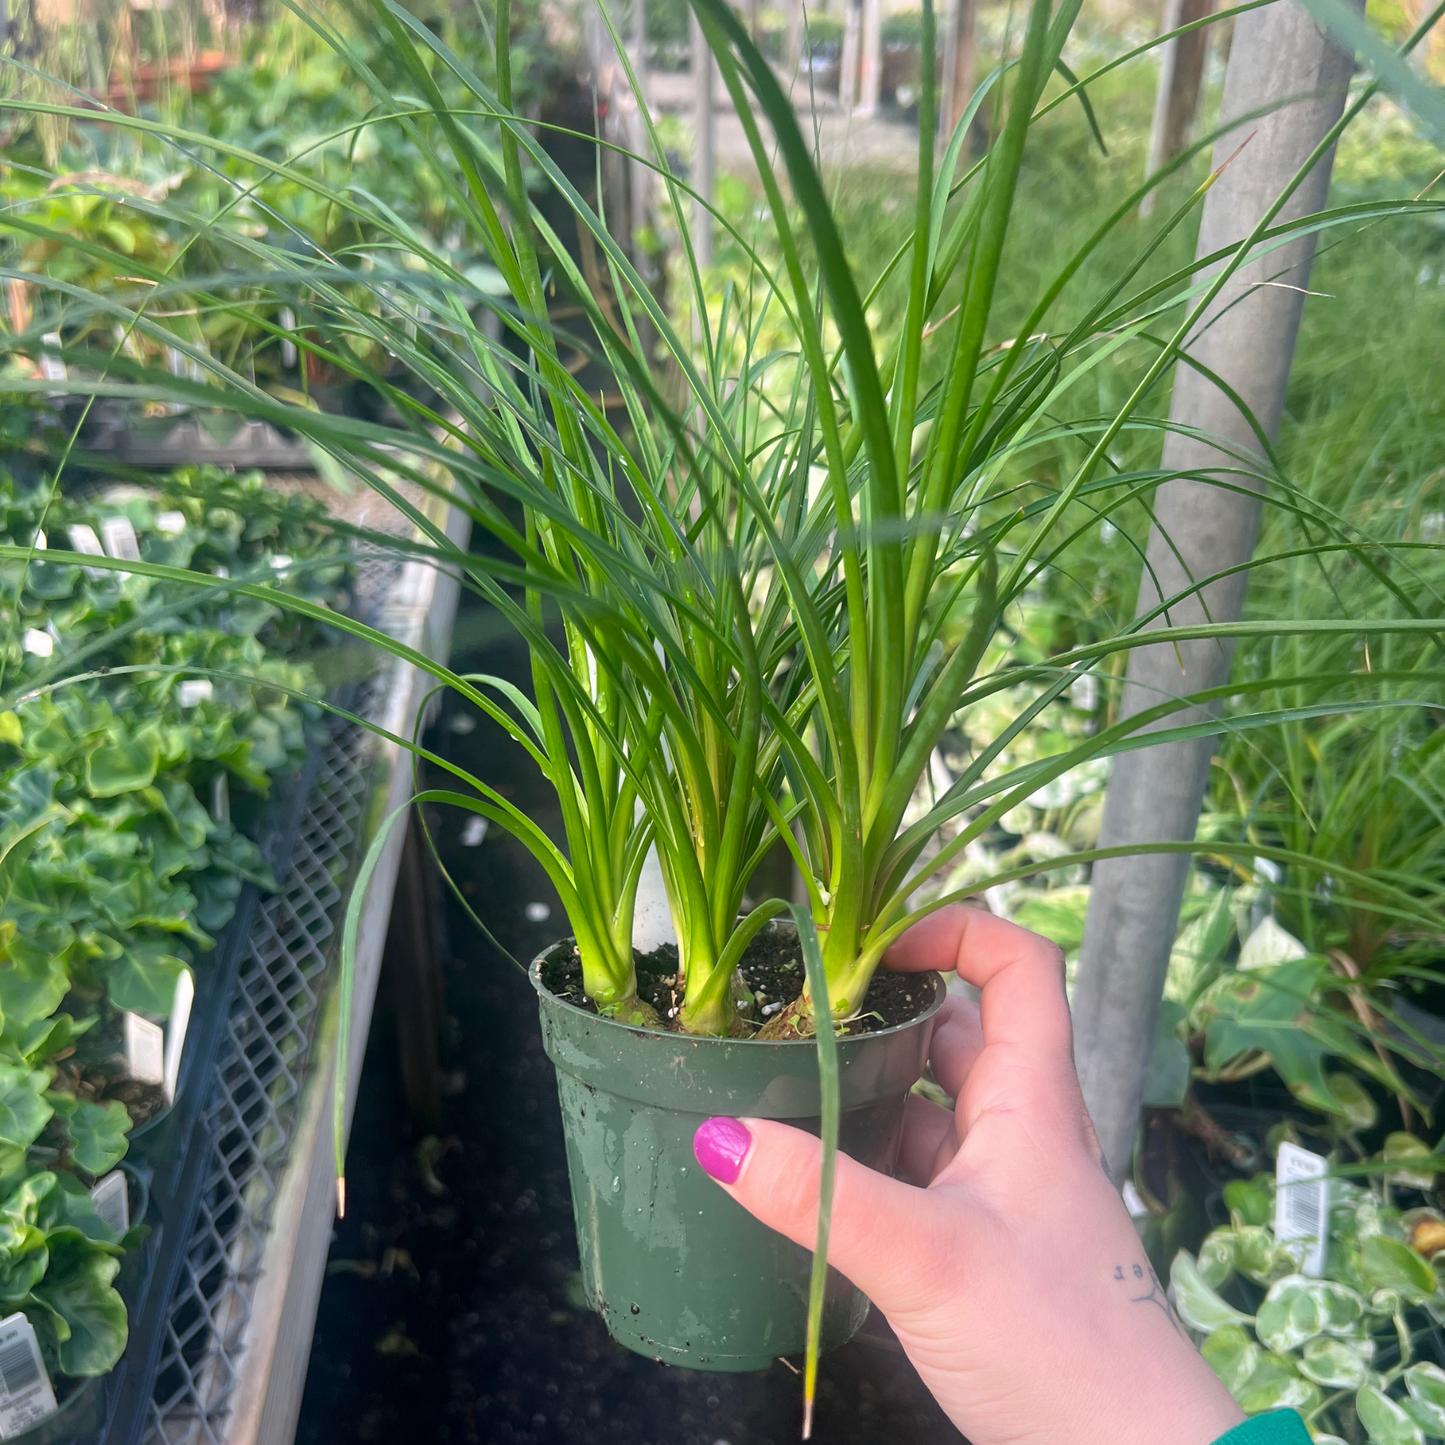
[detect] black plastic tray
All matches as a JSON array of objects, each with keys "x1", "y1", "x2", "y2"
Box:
[{"x1": 62, "y1": 739, "x2": 326, "y2": 1445}]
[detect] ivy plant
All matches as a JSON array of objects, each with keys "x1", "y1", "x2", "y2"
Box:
[{"x1": 1173, "y1": 1174, "x2": 1445, "y2": 1442}]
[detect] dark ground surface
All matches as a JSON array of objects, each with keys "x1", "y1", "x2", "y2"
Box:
[{"x1": 294, "y1": 591, "x2": 965, "y2": 1445}]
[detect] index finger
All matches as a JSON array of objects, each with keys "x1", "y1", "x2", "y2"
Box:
[{"x1": 884, "y1": 904, "x2": 1074, "y2": 1082}]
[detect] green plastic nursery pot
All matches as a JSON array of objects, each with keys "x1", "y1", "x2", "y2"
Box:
[{"x1": 532, "y1": 936, "x2": 945, "y2": 1371}]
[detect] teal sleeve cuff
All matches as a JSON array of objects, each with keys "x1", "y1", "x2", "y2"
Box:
[{"x1": 1212, "y1": 1411, "x2": 1313, "y2": 1445}]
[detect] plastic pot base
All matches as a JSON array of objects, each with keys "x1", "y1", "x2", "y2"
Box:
[{"x1": 533, "y1": 931, "x2": 943, "y2": 1372}]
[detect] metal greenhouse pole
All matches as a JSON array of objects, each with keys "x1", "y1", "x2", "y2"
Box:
[{"x1": 1071, "y1": 0, "x2": 1361, "y2": 1183}]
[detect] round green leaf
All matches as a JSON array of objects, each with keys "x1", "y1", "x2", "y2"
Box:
[
  {"x1": 27, "y1": 1230, "x2": 126, "y2": 1376},
  {"x1": 1236, "y1": 1224, "x2": 1296, "y2": 1286},
  {"x1": 1318, "y1": 1280, "x2": 1367, "y2": 1336},
  {"x1": 1299, "y1": 1336, "x2": 1370, "y2": 1389},
  {"x1": 64, "y1": 1100, "x2": 131, "y2": 1178},
  {"x1": 1402, "y1": 1397, "x2": 1445, "y2": 1439},
  {"x1": 1403, "y1": 1363, "x2": 1445, "y2": 1435},
  {"x1": 1198, "y1": 1229, "x2": 1238, "y2": 1289},
  {"x1": 104, "y1": 948, "x2": 188, "y2": 1017},
  {"x1": 1257, "y1": 1275, "x2": 1324, "y2": 1354},
  {"x1": 1224, "y1": 1175, "x2": 1274, "y2": 1228},
  {"x1": 1326, "y1": 1072, "x2": 1379, "y2": 1131},
  {"x1": 1357, "y1": 1385, "x2": 1425, "y2": 1445},
  {"x1": 1383, "y1": 1133, "x2": 1438, "y2": 1192},
  {"x1": 1170, "y1": 1250, "x2": 1254, "y2": 1334},
  {"x1": 84, "y1": 731, "x2": 159, "y2": 799},
  {"x1": 1237, "y1": 1354, "x2": 1319, "y2": 1416},
  {"x1": 1202, "y1": 1324, "x2": 1259, "y2": 1396},
  {"x1": 1362, "y1": 1235, "x2": 1436, "y2": 1302},
  {"x1": 0, "y1": 1064, "x2": 53, "y2": 1150}
]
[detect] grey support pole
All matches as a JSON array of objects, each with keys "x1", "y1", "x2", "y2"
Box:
[{"x1": 1072, "y1": 0, "x2": 1360, "y2": 1183}]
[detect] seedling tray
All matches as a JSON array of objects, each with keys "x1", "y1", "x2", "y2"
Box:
[
  {"x1": 12, "y1": 490, "x2": 467, "y2": 1445},
  {"x1": 86, "y1": 701, "x2": 373, "y2": 1445}
]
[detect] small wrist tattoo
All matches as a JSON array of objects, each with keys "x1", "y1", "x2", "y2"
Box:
[{"x1": 1113, "y1": 1258, "x2": 1185, "y2": 1337}]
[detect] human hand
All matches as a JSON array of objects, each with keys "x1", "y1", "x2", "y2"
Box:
[{"x1": 691, "y1": 906, "x2": 1244, "y2": 1445}]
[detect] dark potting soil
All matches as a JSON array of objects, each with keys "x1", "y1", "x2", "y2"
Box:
[
  {"x1": 541, "y1": 930, "x2": 933, "y2": 1034},
  {"x1": 295, "y1": 616, "x2": 965, "y2": 1445}
]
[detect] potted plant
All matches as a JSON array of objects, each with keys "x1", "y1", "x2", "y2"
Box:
[
  {"x1": 1172, "y1": 1167, "x2": 1445, "y2": 1442},
  {"x1": 8, "y1": 0, "x2": 1445, "y2": 1410}
]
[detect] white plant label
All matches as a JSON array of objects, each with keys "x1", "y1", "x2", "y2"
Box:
[
  {"x1": 38, "y1": 333, "x2": 66, "y2": 384},
  {"x1": 280, "y1": 307, "x2": 298, "y2": 368},
  {"x1": 1276, "y1": 1141, "x2": 1330, "y2": 1277},
  {"x1": 90, "y1": 1171, "x2": 129, "y2": 1236},
  {"x1": 163, "y1": 970, "x2": 194, "y2": 1105},
  {"x1": 1254, "y1": 856, "x2": 1283, "y2": 887},
  {"x1": 100, "y1": 516, "x2": 141, "y2": 563},
  {"x1": 210, "y1": 773, "x2": 230, "y2": 826},
  {"x1": 177, "y1": 679, "x2": 213, "y2": 708},
  {"x1": 0, "y1": 1313, "x2": 57, "y2": 1437},
  {"x1": 20, "y1": 632, "x2": 51, "y2": 659},
  {"x1": 124, "y1": 1012, "x2": 165, "y2": 1087},
  {"x1": 66, "y1": 525, "x2": 107, "y2": 580},
  {"x1": 155, "y1": 510, "x2": 187, "y2": 537}
]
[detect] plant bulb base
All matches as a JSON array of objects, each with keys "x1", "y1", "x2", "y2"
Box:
[
  {"x1": 756, "y1": 996, "x2": 815, "y2": 1040},
  {"x1": 597, "y1": 994, "x2": 664, "y2": 1030},
  {"x1": 678, "y1": 996, "x2": 748, "y2": 1038}
]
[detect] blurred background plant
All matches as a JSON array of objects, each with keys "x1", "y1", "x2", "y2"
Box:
[{"x1": 1171, "y1": 1174, "x2": 1445, "y2": 1441}]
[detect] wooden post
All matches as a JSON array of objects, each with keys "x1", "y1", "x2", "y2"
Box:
[
  {"x1": 1141, "y1": 0, "x2": 1214, "y2": 216},
  {"x1": 858, "y1": 0, "x2": 882, "y2": 115},
  {"x1": 839, "y1": 0, "x2": 861, "y2": 108},
  {"x1": 1073, "y1": 0, "x2": 1363, "y2": 1183},
  {"x1": 786, "y1": 0, "x2": 805, "y2": 78},
  {"x1": 940, "y1": 0, "x2": 976, "y2": 141}
]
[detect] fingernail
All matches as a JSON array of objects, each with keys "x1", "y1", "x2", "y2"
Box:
[{"x1": 693, "y1": 1117, "x2": 752, "y2": 1184}]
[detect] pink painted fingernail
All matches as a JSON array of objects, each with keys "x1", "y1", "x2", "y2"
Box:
[{"x1": 693, "y1": 1117, "x2": 752, "y2": 1183}]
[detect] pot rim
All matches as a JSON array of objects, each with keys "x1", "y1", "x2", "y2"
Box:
[{"x1": 529, "y1": 932, "x2": 946, "y2": 1047}]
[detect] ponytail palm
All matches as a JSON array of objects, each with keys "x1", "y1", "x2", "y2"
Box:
[{"x1": 4, "y1": 0, "x2": 1445, "y2": 1053}]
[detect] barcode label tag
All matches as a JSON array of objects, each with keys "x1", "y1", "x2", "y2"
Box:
[
  {"x1": 0, "y1": 1312, "x2": 57, "y2": 1436},
  {"x1": 155, "y1": 510, "x2": 187, "y2": 537},
  {"x1": 100, "y1": 517, "x2": 141, "y2": 563},
  {"x1": 177, "y1": 679, "x2": 213, "y2": 708},
  {"x1": 90, "y1": 1172, "x2": 129, "y2": 1236},
  {"x1": 1276, "y1": 1142, "x2": 1329, "y2": 1276},
  {"x1": 163, "y1": 971, "x2": 194, "y2": 1105},
  {"x1": 124, "y1": 1013, "x2": 165, "y2": 1086}
]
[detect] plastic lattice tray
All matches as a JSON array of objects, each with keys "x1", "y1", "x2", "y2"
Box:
[{"x1": 99, "y1": 701, "x2": 375, "y2": 1445}]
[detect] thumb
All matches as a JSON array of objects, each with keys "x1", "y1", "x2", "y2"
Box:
[{"x1": 693, "y1": 1116, "x2": 947, "y2": 1312}]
